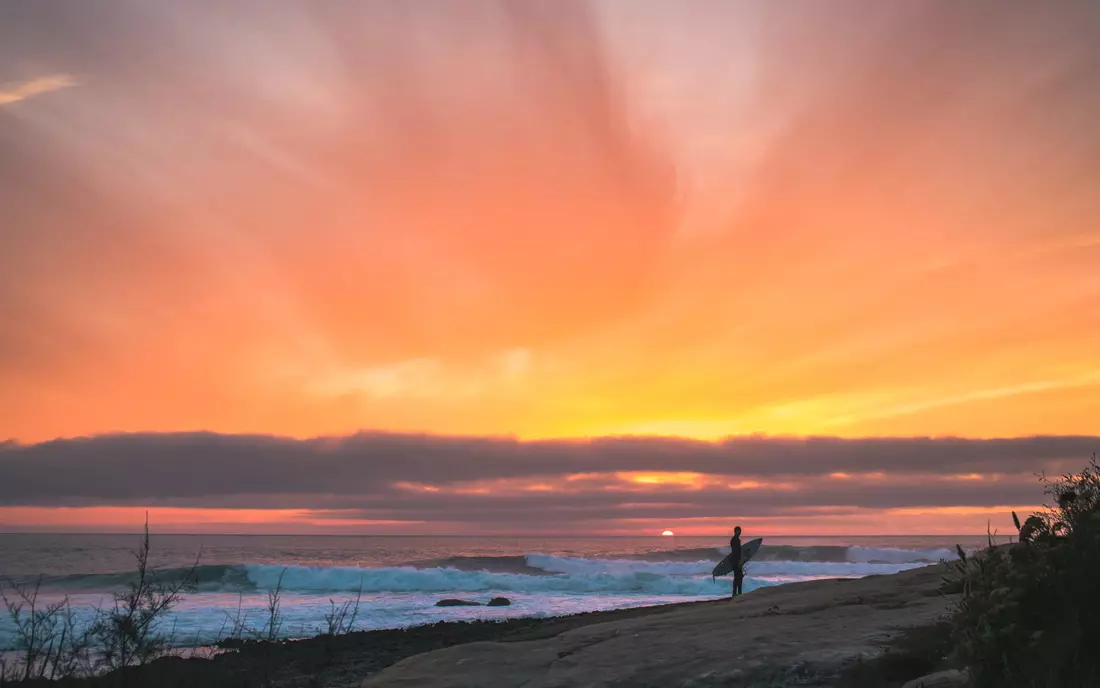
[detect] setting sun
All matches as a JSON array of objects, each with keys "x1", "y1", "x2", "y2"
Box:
[{"x1": 662, "y1": 530, "x2": 675, "y2": 537}]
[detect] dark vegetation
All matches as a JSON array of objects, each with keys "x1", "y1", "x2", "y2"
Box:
[
  {"x1": 1, "y1": 516, "x2": 199, "y2": 683},
  {"x1": 0, "y1": 581, "x2": 93, "y2": 683},
  {"x1": 839, "y1": 455, "x2": 1100, "y2": 688},
  {"x1": 220, "y1": 568, "x2": 298, "y2": 645},
  {"x1": 92, "y1": 520, "x2": 200, "y2": 671},
  {"x1": 949, "y1": 456, "x2": 1100, "y2": 687}
]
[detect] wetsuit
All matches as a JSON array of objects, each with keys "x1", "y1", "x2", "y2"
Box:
[{"x1": 730, "y1": 535, "x2": 743, "y2": 597}]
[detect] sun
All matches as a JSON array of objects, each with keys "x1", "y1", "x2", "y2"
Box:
[{"x1": 661, "y1": 530, "x2": 675, "y2": 536}]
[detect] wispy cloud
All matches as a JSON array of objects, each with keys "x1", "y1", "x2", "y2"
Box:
[{"x1": 0, "y1": 74, "x2": 76, "y2": 106}]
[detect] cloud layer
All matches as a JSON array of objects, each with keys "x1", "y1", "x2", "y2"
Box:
[{"x1": 2, "y1": 432, "x2": 1095, "y2": 533}]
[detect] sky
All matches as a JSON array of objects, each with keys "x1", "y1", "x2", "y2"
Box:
[{"x1": 1, "y1": 1, "x2": 1099, "y2": 535}]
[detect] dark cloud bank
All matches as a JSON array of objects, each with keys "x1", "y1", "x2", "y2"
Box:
[{"x1": 2, "y1": 434, "x2": 1096, "y2": 520}]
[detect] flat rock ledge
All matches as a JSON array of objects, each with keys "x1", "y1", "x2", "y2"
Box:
[
  {"x1": 365, "y1": 564, "x2": 955, "y2": 688},
  {"x1": 901, "y1": 668, "x2": 969, "y2": 688}
]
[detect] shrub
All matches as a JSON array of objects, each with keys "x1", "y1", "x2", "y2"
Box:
[
  {"x1": 89, "y1": 514, "x2": 201, "y2": 670},
  {"x1": 259, "y1": 567, "x2": 287, "y2": 643},
  {"x1": 950, "y1": 456, "x2": 1100, "y2": 687},
  {"x1": 0, "y1": 515, "x2": 199, "y2": 681},
  {"x1": 220, "y1": 566, "x2": 289, "y2": 645},
  {"x1": 0, "y1": 578, "x2": 93, "y2": 681},
  {"x1": 321, "y1": 579, "x2": 364, "y2": 637}
]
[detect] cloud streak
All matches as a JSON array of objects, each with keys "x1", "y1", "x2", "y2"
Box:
[{"x1": 0, "y1": 74, "x2": 75, "y2": 106}]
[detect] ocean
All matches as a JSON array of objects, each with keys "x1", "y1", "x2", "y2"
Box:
[{"x1": 0, "y1": 533, "x2": 985, "y2": 650}]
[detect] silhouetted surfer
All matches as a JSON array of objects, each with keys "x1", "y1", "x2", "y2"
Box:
[{"x1": 729, "y1": 526, "x2": 744, "y2": 598}]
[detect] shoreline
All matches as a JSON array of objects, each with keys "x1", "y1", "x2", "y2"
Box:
[
  {"x1": 12, "y1": 564, "x2": 957, "y2": 687},
  {"x1": 19, "y1": 597, "x2": 726, "y2": 687},
  {"x1": 360, "y1": 563, "x2": 956, "y2": 688}
]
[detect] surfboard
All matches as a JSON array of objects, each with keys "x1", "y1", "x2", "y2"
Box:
[{"x1": 712, "y1": 537, "x2": 763, "y2": 580}]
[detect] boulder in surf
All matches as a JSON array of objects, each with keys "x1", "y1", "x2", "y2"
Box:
[{"x1": 435, "y1": 598, "x2": 482, "y2": 607}]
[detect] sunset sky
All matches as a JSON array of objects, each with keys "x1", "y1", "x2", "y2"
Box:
[{"x1": 2, "y1": 1, "x2": 1098, "y2": 535}]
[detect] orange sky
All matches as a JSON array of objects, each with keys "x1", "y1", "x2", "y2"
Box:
[{"x1": 1, "y1": 1, "x2": 1098, "y2": 534}]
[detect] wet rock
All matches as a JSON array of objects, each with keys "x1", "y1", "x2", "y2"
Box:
[
  {"x1": 486, "y1": 597, "x2": 512, "y2": 607},
  {"x1": 435, "y1": 598, "x2": 482, "y2": 607},
  {"x1": 901, "y1": 668, "x2": 969, "y2": 688}
]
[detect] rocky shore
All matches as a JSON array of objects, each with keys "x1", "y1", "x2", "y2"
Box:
[
  {"x1": 18, "y1": 563, "x2": 960, "y2": 688},
  {"x1": 361, "y1": 563, "x2": 957, "y2": 687}
]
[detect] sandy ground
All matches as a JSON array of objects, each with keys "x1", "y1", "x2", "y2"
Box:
[{"x1": 361, "y1": 564, "x2": 953, "y2": 688}]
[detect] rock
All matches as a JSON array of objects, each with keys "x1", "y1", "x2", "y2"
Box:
[
  {"x1": 362, "y1": 565, "x2": 957, "y2": 688},
  {"x1": 901, "y1": 668, "x2": 969, "y2": 688},
  {"x1": 214, "y1": 637, "x2": 250, "y2": 650},
  {"x1": 486, "y1": 597, "x2": 512, "y2": 607},
  {"x1": 435, "y1": 598, "x2": 482, "y2": 607}
]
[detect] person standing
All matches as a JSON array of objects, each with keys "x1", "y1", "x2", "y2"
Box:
[{"x1": 729, "y1": 526, "x2": 744, "y2": 598}]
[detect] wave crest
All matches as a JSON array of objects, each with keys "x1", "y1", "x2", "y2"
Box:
[
  {"x1": 26, "y1": 545, "x2": 955, "y2": 595},
  {"x1": 243, "y1": 563, "x2": 726, "y2": 595}
]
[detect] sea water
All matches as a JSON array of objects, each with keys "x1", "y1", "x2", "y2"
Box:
[{"x1": 0, "y1": 534, "x2": 984, "y2": 649}]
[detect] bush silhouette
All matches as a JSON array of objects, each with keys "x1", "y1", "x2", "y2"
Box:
[{"x1": 950, "y1": 456, "x2": 1100, "y2": 687}]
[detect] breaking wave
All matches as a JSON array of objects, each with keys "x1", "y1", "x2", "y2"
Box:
[
  {"x1": 246, "y1": 563, "x2": 727, "y2": 595},
  {"x1": 32, "y1": 564, "x2": 250, "y2": 591},
  {"x1": 420, "y1": 545, "x2": 957, "y2": 570},
  {"x1": 238, "y1": 560, "x2": 928, "y2": 594},
  {"x1": 30, "y1": 545, "x2": 951, "y2": 596}
]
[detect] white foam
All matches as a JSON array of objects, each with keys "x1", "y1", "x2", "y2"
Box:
[
  {"x1": 526, "y1": 553, "x2": 933, "y2": 578},
  {"x1": 2, "y1": 552, "x2": 945, "y2": 650},
  {"x1": 2, "y1": 591, "x2": 717, "y2": 650},
  {"x1": 243, "y1": 563, "x2": 728, "y2": 595},
  {"x1": 845, "y1": 547, "x2": 957, "y2": 564},
  {"x1": 241, "y1": 555, "x2": 933, "y2": 598},
  {"x1": 526, "y1": 554, "x2": 716, "y2": 576}
]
